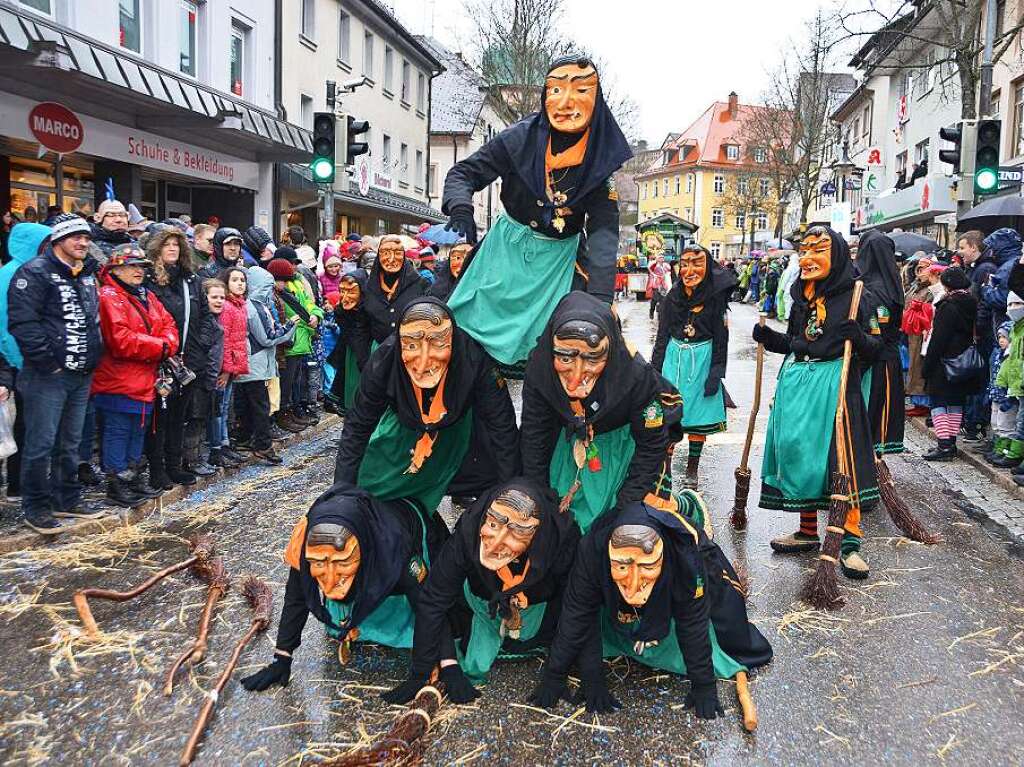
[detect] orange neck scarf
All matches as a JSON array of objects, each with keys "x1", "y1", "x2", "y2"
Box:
[
  {"x1": 803, "y1": 282, "x2": 827, "y2": 329},
  {"x1": 405, "y1": 372, "x2": 448, "y2": 474},
  {"x1": 545, "y1": 130, "x2": 590, "y2": 176},
  {"x1": 496, "y1": 559, "x2": 531, "y2": 609},
  {"x1": 380, "y1": 271, "x2": 400, "y2": 301}
]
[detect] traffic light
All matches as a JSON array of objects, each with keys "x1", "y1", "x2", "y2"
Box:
[
  {"x1": 974, "y1": 118, "x2": 1001, "y2": 195},
  {"x1": 938, "y1": 123, "x2": 963, "y2": 174},
  {"x1": 311, "y1": 112, "x2": 336, "y2": 183},
  {"x1": 346, "y1": 116, "x2": 370, "y2": 164}
]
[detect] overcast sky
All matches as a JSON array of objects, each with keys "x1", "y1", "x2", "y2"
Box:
[{"x1": 390, "y1": 0, "x2": 841, "y2": 145}]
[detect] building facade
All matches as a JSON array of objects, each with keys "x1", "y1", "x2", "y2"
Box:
[
  {"x1": 278, "y1": 0, "x2": 443, "y2": 238},
  {"x1": 0, "y1": 0, "x2": 309, "y2": 229}
]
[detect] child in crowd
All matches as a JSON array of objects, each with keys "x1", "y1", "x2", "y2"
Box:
[
  {"x1": 992, "y1": 294, "x2": 1024, "y2": 476},
  {"x1": 183, "y1": 279, "x2": 226, "y2": 478},
  {"x1": 210, "y1": 267, "x2": 250, "y2": 468}
]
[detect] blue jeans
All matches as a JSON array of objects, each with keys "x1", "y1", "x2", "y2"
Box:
[
  {"x1": 97, "y1": 407, "x2": 150, "y2": 473},
  {"x1": 207, "y1": 381, "x2": 234, "y2": 448},
  {"x1": 79, "y1": 398, "x2": 96, "y2": 464},
  {"x1": 16, "y1": 367, "x2": 92, "y2": 519}
]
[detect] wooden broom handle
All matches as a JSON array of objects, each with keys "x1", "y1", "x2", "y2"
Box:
[
  {"x1": 735, "y1": 671, "x2": 758, "y2": 731},
  {"x1": 833, "y1": 281, "x2": 864, "y2": 471},
  {"x1": 739, "y1": 314, "x2": 767, "y2": 470}
]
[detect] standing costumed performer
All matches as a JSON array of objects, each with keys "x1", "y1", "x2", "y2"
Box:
[
  {"x1": 522, "y1": 292, "x2": 683, "y2": 533},
  {"x1": 325, "y1": 269, "x2": 371, "y2": 414},
  {"x1": 428, "y1": 241, "x2": 474, "y2": 302},
  {"x1": 442, "y1": 56, "x2": 631, "y2": 368},
  {"x1": 652, "y1": 245, "x2": 737, "y2": 489},
  {"x1": 753, "y1": 227, "x2": 879, "y2": 579},
  {"x1": 856, "y1": 229, "x2": 905, "y2": 455}
]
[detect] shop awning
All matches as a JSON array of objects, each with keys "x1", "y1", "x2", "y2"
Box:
[
  {"x1": 853, "y1": 175, "x2": 956, "y2": 232},
  {"x1": 0, "y1": 5, "x2": 312, "y2": 162}
]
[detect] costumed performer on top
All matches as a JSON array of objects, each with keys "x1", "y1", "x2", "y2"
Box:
[
  {"x1": 333, "y1": 298, "x2": 520, "y2": 516},
  {"x1": 521, "y1": 291, "x2": 683, "y2": 534},
  {"x1": 651, "y1": 245, "x2": 737, "y2": 490},
  {"x1": 530, "y1": 498, "x2": 772, "y2": 715},
  {"x1": 441, "y1": 55, "x2": 631, "y2": 369},
  {"x1": 752, "y1": 226, "x2": 880, "y2": 579}
]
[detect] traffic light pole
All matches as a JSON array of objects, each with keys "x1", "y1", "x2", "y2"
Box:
[{"x1": 320, "y1": 183, "x2": 334, "y2": 241}]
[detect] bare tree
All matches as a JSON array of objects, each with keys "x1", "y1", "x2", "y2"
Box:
[
  {"x1": 719, "y1": 168, "x2": 776, "y2": 255},
  {"x1": 833, "y1": 0, "x2": 1024, "y2": 119}
]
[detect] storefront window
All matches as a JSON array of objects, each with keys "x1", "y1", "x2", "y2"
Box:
[
  {"x1": 179, "y1": 1, "x2": 198, "y2": 77},
  {"x1": 119, "y1": 0, "x2": 141, "y2": 53},
  {"x1": 9, "y1": 157, "x2": 94, "y2": 219},
  {"x1": 230, "y1": 25, "x2": 244, "y2": 97}
]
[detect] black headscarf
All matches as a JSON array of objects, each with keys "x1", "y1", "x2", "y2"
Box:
[
  {"x1": 525, "y1": 291, "x2": 655, "y2": 434},
  {"x1": 503, "y1": 56, "x2": 632, "y2": 229},
  {"x1": 337, "y1": 268, "x2": 368, "y2": 317},
  {"x1": 857, "y1": 229, "x2": 904, "y2": 309},
  {"x1": 667, "y1": 249, "x2": 738, "y2": 313},
  {"x1": 789, "y1": 226, "x2": 855, "y2": 306},
  {"x1": 297, "y1": 482, "x2": 413, "y2": 634},
  {"x1": 365, "y1": 252, "x2": 422, "y2": 305},
  {"x1": 590, "y1": 502, "x2": 703, "y2": 643},
  {"x1": 457, "y1": 479, "x2": 579, "y2": 621}
]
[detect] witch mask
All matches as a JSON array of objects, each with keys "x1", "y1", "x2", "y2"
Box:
[
  {"x1": 680, "y1": 249, "x2": 707, "y2": 291},
  {"x1": 608, "y1": 525, "x2": 664, "y2": 607},
  {"x1": 545, "y1": 61, "x2": 598, "y2": 134},
  {"x1": 799, "y1": 227, "x2": 832, "y2": 282},
  {"x1": 449, "y1": 244, "x2": 471, "y2": 278},
  {"x1": 339, "y1": 278, "x2": 361, "y2": 310},
  {"x1": 553, "y1": 319, "x2": 609, "y2": 399},
  {"x1": 377, "y1": 238, "x2": 405, "y2": 274},
  {"x1": 400, "y1": 302, "x2": 453, "y2": 389},
  {"x1": 479, "y1": 489, "x2": 541, "y2": 571},
  {"x1": 305, "y1": 523, "x2": 361, "y2": 600}
]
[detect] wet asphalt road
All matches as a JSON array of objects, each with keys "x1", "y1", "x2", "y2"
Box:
[{"x1": 1, "y1": 300, "x2": 1022, "y2": 767}]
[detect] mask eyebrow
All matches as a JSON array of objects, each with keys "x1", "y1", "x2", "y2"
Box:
[
  {"x1": 570, "y1": 72, "x2": 598, "y2": 82},
  {"x1": 485, "y1": 509, "x2": 509, "y2": 525},
  {"x1": 400, "y1": 330, "x2": 426, "y2": 340},
  {"x1": 610, "y1": 556, "x2": 636, "y2": 565},
  {"x1": 553, "y1": 346, "x2": 580, "y2": 358}
]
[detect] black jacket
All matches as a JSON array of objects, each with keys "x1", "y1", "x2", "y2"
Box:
[
  {"x1": 88, "y1": 224, "x2": 132, "y2": 261},
  {"x1": 0, "y1": 350, "x2": 15, "y2": 389},
  {"x1": 8, "y1": 250, "x2": 103, "y2": 373},
  {"x1": 145, "y1": 269, "x2": 203, "y2": 363},
  {"x1": 966, "y1": 250, "x2": 999, "y2": 342},
  {"x1": 362, "y1": 262, "x2": 427, "y2": 343},
  {"x1": 923, "y1": 289, "x2": 980, "y2": 399},
  {"x1": 187, "y1": 312, "x2": 223, "y2": 391}
]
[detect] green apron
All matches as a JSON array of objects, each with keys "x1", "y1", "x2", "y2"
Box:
[
  {"x1": 458, "y1": 581, "x2": 547, "y2": 684},
  {"x1": 343, "y1": 347, "x2": 361, "y2": 411},
  {"x1": 761, "y1": 356, "x2": 842, "y2": 509},
  {"x1": 356, "y1": 407, "x2": 473, "y2": 514},
  {"x1": 447, "y1": 214, "x2": 579, "y2": 366},
  {"x1": 860, "y1": 367, "x2": 873, "y2": 410},
  {"x1": 550, "y1": 424, "x2": 635, "y2": 533},
  {"x1": 662, "y1": 338, "x2": 726, "y2": 434}
]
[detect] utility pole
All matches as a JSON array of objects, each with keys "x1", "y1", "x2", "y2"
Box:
[{"x1": 320, "y1": 80, "x2": 337, "y2": 241}]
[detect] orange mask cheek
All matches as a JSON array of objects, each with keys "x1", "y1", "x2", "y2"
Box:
[
  {"x1": 339, "y1": 284, "x2": 360, "y2": 310},
  {"x1": 306, "y1": 539, "x2": 361, "y2": 600},
  {"x1": 681, "y1": 257, "x2": 706, "y2": 288},
  {"x1": 799, "y1": 237, "x2": 832, "y2": 281},
  {"x1": 545, "y1": 66, "x2": 599, "y2": 134}
]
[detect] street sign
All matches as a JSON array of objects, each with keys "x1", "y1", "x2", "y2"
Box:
[
  {"x1": 998, "y1": 166, "x2": 1022, "y2": 188},
  {"x1": 820, "y1": 181, "x2": 837, "y2": 195}
]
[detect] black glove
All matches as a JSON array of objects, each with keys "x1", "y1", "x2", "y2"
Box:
[
  {"x1": 684, "y1": 683, "x2": 724, "y2": 720},
  {"x1": 241, "y1": 655, "x2": 291, "y2": 691},
  {"x1": 837, "y1": 318, "x2": 865, "y2": 345},
  {"x1": 751, "y1": 323, "x2": 770, "y2": 344},
  {"x1": 439, "y1": 664, "x2": 481, "y2": 704},
  {"x1": 580, "y1": 677, "x2": 622, "y2": 714},
  {"x1": 381, "y1": 674, "x2": 429, "y2": 705},
  {"x1": 528, "y1": 673, "x2": 573, "y2": 709},
  {"x1": 444, "y1": 206, "x2": 478, "y2": 245},
  {"x1": 789, "y1": 336, "x2": 810, "y2": 357}
]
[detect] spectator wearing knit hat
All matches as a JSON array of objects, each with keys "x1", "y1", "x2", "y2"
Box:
[
  {"x1": 242, "y1": 225, "x2": 275, "y2": 266},
  {"x1": 89, "y1": 199, "x2": 133, "y2": 263},
  {"x1": 8, "y1": 213, "x2": 105, "y2": 533}
]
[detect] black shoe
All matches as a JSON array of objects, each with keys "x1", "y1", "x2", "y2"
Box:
[
  {"x1": 188, "y1": 460, "x2": 218, "y2": 477},
  {"x1": 276, "y1": 413, "x2": 305, "y2": 433},
  {"x1": 290, "y1": 408, "x2": 315, "y2": 426},
  {"x1": 105, "y1": 474, "x2": 146, "y2": 508},
  {"x1": 128, "y1": 469, "x2": 163, "y2": 499},
  {"x1": 148, "y1": 466, "x2": 175, "y2": 491},
  {"x1": 971, "y1": 439, "x2": 995, "y2": 455},
  {"x1": 23, "y1": 515, "x2": 64, "y2": 535},
  {"x1": 1011, "y1": 462, "x2": 1024, "y2": 476},
  {"x1": 991, "y1": 453, "x2": 1023, "y2": 468},
  {"x1": 1014, "y1": 474, "x2": 1024, "y2": 487},
  {"x1": 208, "y1": 449, "x2": 238, "y2": 468},
  {"x1": 167, "y1": 467, "x2": 198, "y2": 486},
  {"x1": 77, "y1": 462, "x2": 103, "y2": 487},
  {"x1": 54, "y1": 503, "x2": 110, "y2": 520},
  {"x1": 269, "y1": 425, "x2": 290, "y2": 442},
  {"x1": 922, "y1": 444, "x2": 957, "y2": 462},
  {"x1": 252, "y1": 447, "x2": 283, "y2": 465},
  {"x1": 221, "y1": 447, "x2": 248, "y2": 463},
  {"x1": 323, "y1": 399, "x2": 343, "y2": 415}
]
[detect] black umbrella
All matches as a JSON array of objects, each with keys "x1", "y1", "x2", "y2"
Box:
[
  {"x1": 889, "y1": 232, "x2": 940, "y2": 257},
  {"x1": 956, "y1": 194, "x2": 1024, "y2": 232}
]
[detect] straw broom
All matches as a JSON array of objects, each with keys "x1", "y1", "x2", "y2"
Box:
[
  {"x1": 799, "y1": 281, "x2": 863, "y2": 611},
  {"x1": 73, "y1": 534, "x2": 215, "y2": 639},
  {"x1": 731, "y1": 313, "x2": 767, "y2": 530},
  {"x1": 179, "y1": 576, "x2": 272, "y2": 766},
  {"x1": 163, "y1": 557, "x2": 231, "y2": 696}
]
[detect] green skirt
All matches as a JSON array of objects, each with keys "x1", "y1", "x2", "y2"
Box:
[
  {"x1": 601, "y1": 612, "x2": 745, "y2": 679},
  {"x1": 458, "y1": 581, "x2": 547, "y2": 684},
  {"x1": 447, "y1": 214, "x2": 579, "y2": 367},
  {"x1": 550, "y1": 424, "x2": 635, "y2": 533},
  {"x1": 356, "y1": 407, "x2": 473, "y2": 514},
  {"x1": 343, "y1": 347, "x2": 361, "y2": 411},
  {"x1": 662, "y1": 338, "x2": 726, "y2": 435}
]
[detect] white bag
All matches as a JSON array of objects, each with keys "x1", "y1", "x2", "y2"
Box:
[{"x1": 0, "y1": 399, "x2": 17, "y2": 459}]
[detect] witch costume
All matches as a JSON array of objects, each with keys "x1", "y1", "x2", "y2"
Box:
[
  {"x1": 532, "y1": 499, "x2": 772, "y2": 714},
  {"x1": 240, "y1": 483, "x2": 452, "y2": 690},
  {"x1": 442, "y1": 55, "x2": 631, "y2": 368},
  {"x1": 857, "y1": 229, "x2": 906, "y2": 455},
  {"x1": 753, "y1": 227, "x2": 879, "y2": 568},
  {"x1": 384, "y1": 480, "x2": 580, "y2": 701},
  {"x1": 326, "y1": 269, "x2": 371, "y2": 413},
  {"x1": 651, "y1": 248, "x2": 738, "y2": 488},
  {"x1": 521, "y1": 291, "x2": 683, "y2": 533},
  {"x1": 333, "y1": 297, "x2": 520, "y2": 514},
  {"x1": 362, "y1": 245, "x2": 427, "y2": 345},
  {"x1": 427, "y1": 244, "x2": 475, "y2": 302}
]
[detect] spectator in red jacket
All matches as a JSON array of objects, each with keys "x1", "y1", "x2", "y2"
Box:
[
  {"x1": 92, "y1": 244, "x2": 179, "y2": 507},
  {"x1": 209, "y1": 266, "x2": 250, "y2": 468}
]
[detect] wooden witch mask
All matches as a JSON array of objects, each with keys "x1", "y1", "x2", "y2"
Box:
[
  {"x1": 399, "y1": 301, "x2": 453, "y2": 390},
  {"x1": 545, "y1": 60, "x2": 599, "y2": 134},
  {"x1": 552, "y1": 319, "x2": 609, "y2": 399},
  {"x1": 478, "y1": 488, "x2": 541, "y2": 571},
  {"x1": 799, "y1": 226, "x2": 832, "y2": 282},
  {"x1": 608, "y1": 524, "x2": 665, "y2": 607}
]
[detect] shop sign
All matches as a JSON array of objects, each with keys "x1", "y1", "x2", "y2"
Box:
[
  {"x1": 855, "y1": 174, "x2": 955, "y2": 229},
  {"x1": 372, "y1": 170, "x2": 393, "y2": 191},
  {"x1": 28, "y1": 102, "x2": 84, "y2": 155},
  {"x1": 863, "y1": 169, "x2": 883, "y2": 197},
  {"x1": 896, "y1": 95, "x2": 909, "y2": 125},
  {"x1": 866, "y1": 146, "x2": 883, "y2": 167},
  {"x1": 357, "y1": 156, "x2": 371, "y2": 196}
]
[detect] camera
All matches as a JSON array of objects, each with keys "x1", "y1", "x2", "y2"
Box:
[{"x1": 163, "y1": 354, "x2": 197, "y2": 387}]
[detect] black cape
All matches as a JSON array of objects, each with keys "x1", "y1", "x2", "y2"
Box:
[
  {"x1": 362, "y1": 256, "x2": 427, "y2": 343},
  {"x1": 427, "y1": 246, "x2": 477, "y2": 302},
  {"x1": 327, "y1": 268, "x2": 371, "y2": 371}
]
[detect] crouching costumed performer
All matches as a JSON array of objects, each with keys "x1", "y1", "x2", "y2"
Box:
[
  {"x1": 384, "y1": 480, "x2": 579, "y2": 703},
  {"x1": 753, "y1": 226, "x2": 879, "y2": 579},
  {"x1": 531, "y1": 499, "x2": 772, "y2": 716},
  {"x1": 652, "y1": 245, "x2": 737, "y2": 489},
  {"x1": 242, "y1": 482, "x2": 448, "y2": 689},
  {"x1": 522, "y1": 291, "x2": 682, "y2": 533},
  {"x1": 442, "y1": 56, "x2": 631, "y2": 368},
  {"x1": 334, "y1": 298, "x2": 520, "y2": 515}
]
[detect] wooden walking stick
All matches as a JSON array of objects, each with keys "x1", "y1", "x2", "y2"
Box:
[
  {"x1": 321, "y1": 683, "x2": 447, "y2": 766},
  {"x1": 164, "y1": 557, "x2": 231, "y2": 696},
  {"x1": 735, "y1": 671, "x2": 758, "y2": 732},
  {"x1": 731, "y1": 314, "x2": 767, "y2": 530},
  {"x1": 73, "y1": 535, "x2": 215, "y2": 639},
  {"x1": 179, "y1": 576, "x2": 272, "y2": 767},
  {"x1": 800, "y1": 281, "x2": 863, "y2": 611}
]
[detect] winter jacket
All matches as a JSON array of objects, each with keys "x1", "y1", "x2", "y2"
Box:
[
  {"x1": 319, "y1": 269, "x2": 343, "y2": 298},
  {"x1": 236, "y1": 267, "x2": 297, "y2": 382},
  {"x1": 981, "y1": 228, "x2": 1023, "y2": 334},
  {"x1": 277, "y1": 278, "x2": 323, "y2": 356},
  {"x1": 144, "y1": 232, "x2": 203, "y2": 365},
  {"x1": 995, "y1": 320, "x2": 1024, "y2": 398},
  {"x1": 219, "y1": 294, "x2": 250, "y2": 376},
  {"x1": 0, "y1": 223, "x2": 51, "y2": 368},
  {"x1": 197, "y1": 228, "x2": 244, "y2": 280},
  {"x1": 0, "y1": 350, "x2": 15, "y2": 390},
  {"x1": 91, "y1": 275, "x2": 178, "y2": 402},
  {"x1": 88, "y1": 223, "x2": 132, "y2": 264},
  {"x1": 966, "y1": 248, "x2": 1000, "y2": 342},
  {"x1": 8, "y1": 249, "x2": 103, "y2": 374},
  {"x1": 923, "y1": 289, "x2": 980, "y2": 400},
  {"x1": 188, "y1": 312, "x2": 223, "y2": 391}
]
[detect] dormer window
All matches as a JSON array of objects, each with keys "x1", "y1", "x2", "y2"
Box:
[
  {"x1": 725, "y1": 144, "x2": 740, "y2": 160},
  {"x1": 752, "y1": 147, "x2": 767, "y2": 163}
]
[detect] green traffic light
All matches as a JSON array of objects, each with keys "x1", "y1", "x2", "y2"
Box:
[
  {"x1": 975, "y1": 168, "x2": 998, "y2": 192},
  {"x1": 311, "y1": 158, "x2": 334, "y2": 181}
]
